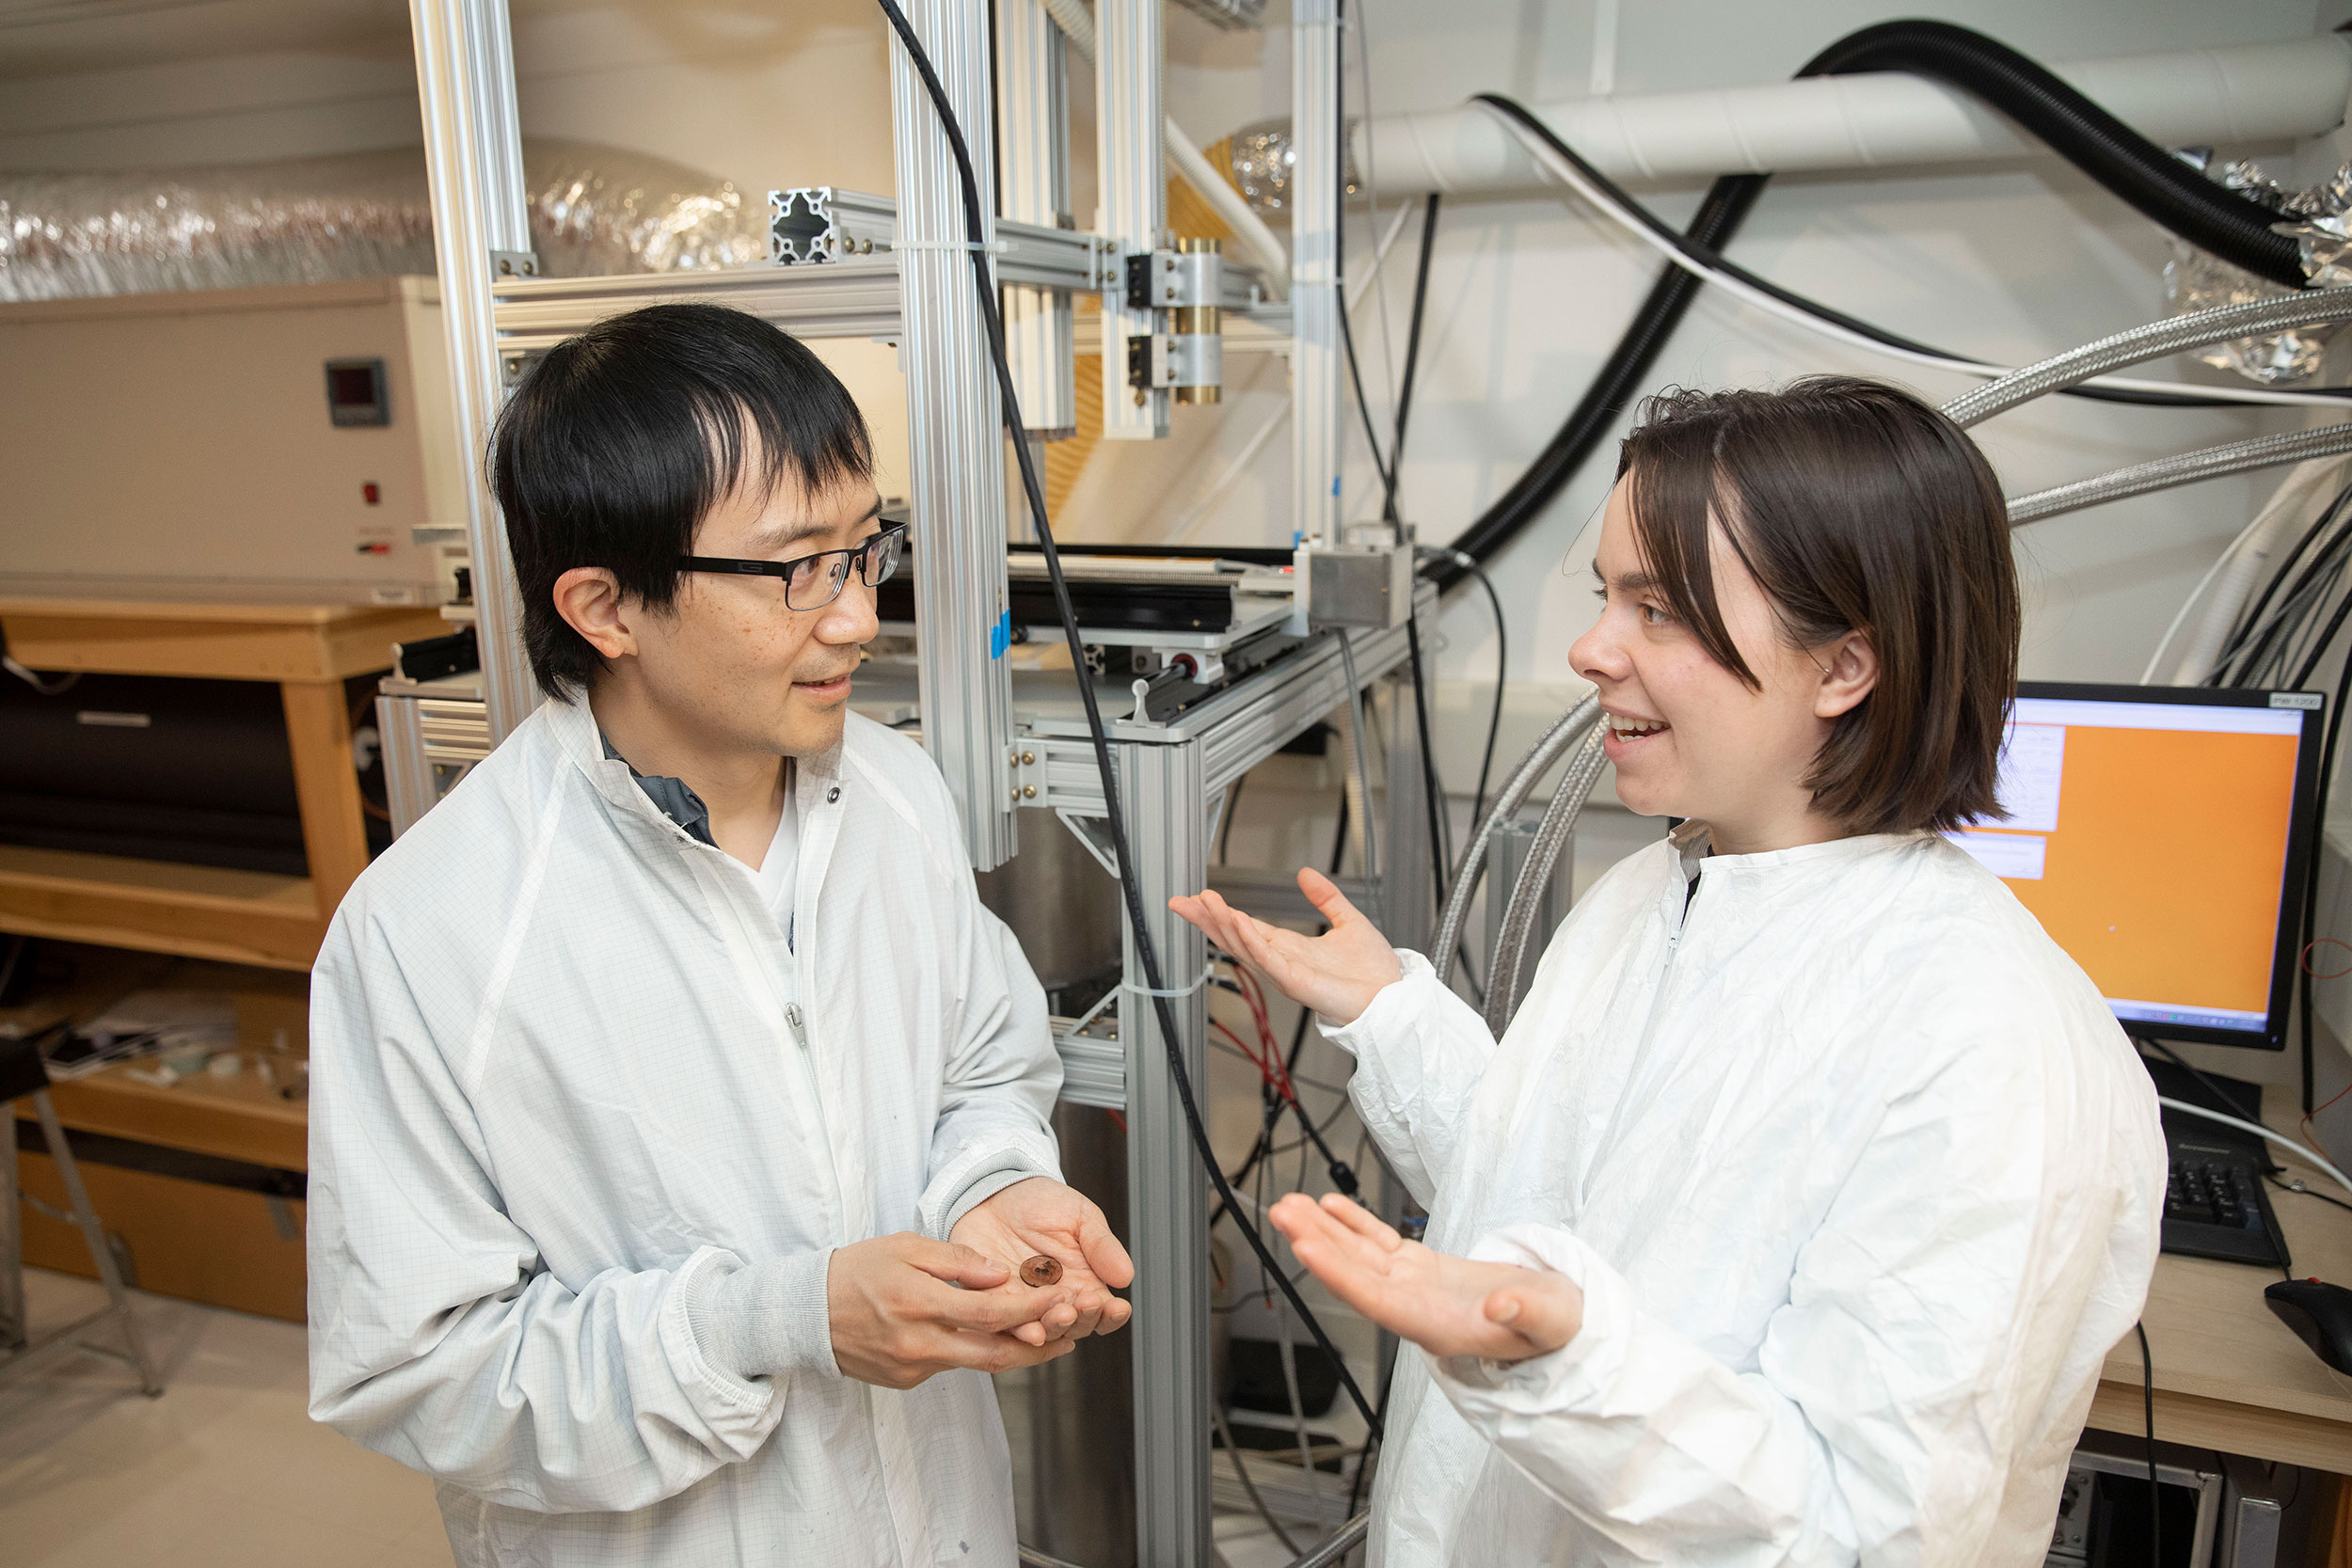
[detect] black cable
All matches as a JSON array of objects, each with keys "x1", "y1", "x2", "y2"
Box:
[
  {"x1": 1406, "y1": 600, "x2": 1450, "y2": 917},
  {"x1": 2297, "y1": 636, "x2": 2352, "y2": 1116},
  {"x1": 2269, "y1": 1171, "x2": 2352, "y2": 1214},
  {"x1": 2136, "y1": 1322, "x2": 2161, "y2": 1567},
  {"x1": 1436, "y1": 170, "x2": 1766, "y2": 582},
  {"x1": 1429, "y1": 18, "x2": 2335, "y2": 594},
  {"x1": 2220, "y1": 482, "x2": 2352, "y2": 672},
  {"x1": 2209, "y1": 483, "x2": 2352, "y2": 684},
  {"x1": 1218, "y1": 775, "x2": 1245, "y2": 863},
  {"x1": 1447, "y1": 552, "x2": 1509, "y2": 828},
  {"x1": 1340, "y1": 306, "x2": 1395, "y2": 499},
  {"x1": 1473, "y1": 90, "x2": 2344, "y2": 418},
  {"x1": 1382, "y1": 193, "x2": 1442, "y2": 526},
  {"x1": 2135, "y1": 1036, "x2": 2280, "y2": 1175},
  {"x1": 2293, "y1": 588, "x2": 2352, "y2": 690},
  {"x1": 869, "y1": 0, "x2": 1380, "y2": 1439},
  {"x1": 2220, "y1": 504, "x2": 2352, "y2": 687},
  {"x1": 1804, "y1": 21, "x2": 2302, "y2": 290}
]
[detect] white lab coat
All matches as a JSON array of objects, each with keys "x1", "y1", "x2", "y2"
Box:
[
  {"x1": 307, "y1": 694, "x2": 1063, "y2": 1567},
  {"x1": 1327, "y1": 826, "x2": 2165, "y2": 1567}
]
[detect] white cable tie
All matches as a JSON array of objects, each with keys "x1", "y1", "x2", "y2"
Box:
[
  {"x1": 1123, "y1": 963, "x2": 1215, "y2": 1000},
  {"x1": 889, "y1": 238, "x2": 1010, "y2": 255}
]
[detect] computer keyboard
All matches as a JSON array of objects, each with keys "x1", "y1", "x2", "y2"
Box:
[{"x1": 2161, "y1": 1144, "x2": 2290, "y2": 1268}]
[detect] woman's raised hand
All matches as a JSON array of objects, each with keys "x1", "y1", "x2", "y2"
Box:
[{"x1": 1168, "y1": 867, "x2": 1402, "y2": 1026}]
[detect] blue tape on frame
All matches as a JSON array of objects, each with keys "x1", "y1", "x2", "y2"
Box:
[{"x1": 990, "y1": 609, "x2": 1012, "y2": 658}]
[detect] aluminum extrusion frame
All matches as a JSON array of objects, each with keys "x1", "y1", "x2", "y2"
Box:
[
  {"x1": 1291, "y1": 0, "x2": 1342, "y2": 546},
  {"x1": 1098, "y1": 0, "x2": 1169, "y2": 440},
  {"x1": 888, "y1": 0, "x2": 1021, "y2": 870},
  {"x1": 407, "y1": 0, "x2": 538, "y2": 741}
]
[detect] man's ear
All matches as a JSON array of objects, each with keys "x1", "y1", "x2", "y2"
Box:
[
  {"x1": 553, "y1": 567, "x2": 636, "y2": 661},
  {"x1": 1815, "y1": 629, "x2": 1878, "y2": 721}
]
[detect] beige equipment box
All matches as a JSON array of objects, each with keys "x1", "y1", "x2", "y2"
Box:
[{"x1": 0, "y1": 277, "x2": 464, "y2": 606}]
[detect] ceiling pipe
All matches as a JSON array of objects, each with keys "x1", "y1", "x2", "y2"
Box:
[{"x1": 1359, "y1": 36, "x2": 2352, "y2": 198}]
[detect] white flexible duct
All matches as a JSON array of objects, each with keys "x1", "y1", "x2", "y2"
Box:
[
  {"x1": 1034, "y1": 0, "x2": 1291, "y2": 292},
  {"x1": 2165, "y1": 455, "x2": 2352, "y2": 685},
  {"x1": 1359, "y1": 37, "x2": 2352, "y2": 197}
]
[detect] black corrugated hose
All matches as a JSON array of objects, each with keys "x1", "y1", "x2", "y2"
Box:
[{"x1": 1428, "y1": 18, "x2": 2315, "y2": 592}]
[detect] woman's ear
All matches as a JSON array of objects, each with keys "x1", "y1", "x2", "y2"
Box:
[
  {"x1": 1815, "y1": 629, "x2": 1878, "y2": 720},
  {"x1": 553, "y1": 567, "x2": 635, "y2": 661}
]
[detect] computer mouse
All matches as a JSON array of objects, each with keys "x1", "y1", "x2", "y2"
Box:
[{"x1": 2265, "y1": 1278, "x2": 2352, "y2": 1375}]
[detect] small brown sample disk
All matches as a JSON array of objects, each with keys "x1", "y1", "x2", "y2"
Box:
[{"x1": 1020, "y1": 1255, "x2": 1063, "y2": 1288}]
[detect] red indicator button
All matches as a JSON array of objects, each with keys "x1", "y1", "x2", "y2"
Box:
[{"x1": 362, "y1": 483, "x2": 381, "y2": 504}]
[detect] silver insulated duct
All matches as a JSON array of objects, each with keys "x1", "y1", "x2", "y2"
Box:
[{"x1": 0, "y1": 138, "x2": 766, "y2": 302}]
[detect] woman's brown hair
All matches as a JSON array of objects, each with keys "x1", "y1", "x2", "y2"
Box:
[{"x1": 1614, "y1": 375, "x2": 2019, "y2": 834}]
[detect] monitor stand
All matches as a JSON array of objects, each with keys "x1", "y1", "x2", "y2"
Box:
[{"x1": 2140, "y1": 1053, "x2": 2266, "y2": 1156}]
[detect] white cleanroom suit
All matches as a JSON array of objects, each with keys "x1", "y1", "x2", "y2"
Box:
[
  {"x1": 308, "y1": 695, "x2": 1063, "y2": 1567},
  {"x1": 1327, "y1": 826, "x2": 2165, "y2": 1567}
]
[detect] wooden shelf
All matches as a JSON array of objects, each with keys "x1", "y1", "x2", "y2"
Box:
[
  {"x1": 0, "y1": 845, "x2": 324, "y2": 972},
  {"x1": 0, "y1": 594, "x2": 444, "y2": 684},
  {"x1": 2085, "y1": 1085, "x2": 2352, "y2": 1474},
  {"x1": 0, "y1": 593, "x2": 445, "y2": 965},
  {"x1": 23, "y1": 1064, "x2": 309, "y2": 1173}
]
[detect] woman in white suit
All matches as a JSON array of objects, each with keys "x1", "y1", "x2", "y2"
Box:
[{"x1": 1176, "y1": 377, "x2": 2166, "y2": 1568}]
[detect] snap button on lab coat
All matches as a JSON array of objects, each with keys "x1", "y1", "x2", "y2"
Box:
[{"x1": 826, "y1": 785, "x2": 841, "y2": 803}]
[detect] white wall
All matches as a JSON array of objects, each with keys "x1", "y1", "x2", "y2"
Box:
[
  {"x1": 9, "y1": 0, "x2": 2352, "y2": 1120},
  {"x1": 10, "y1": 1, "x2": 2344, "y2": 703}
]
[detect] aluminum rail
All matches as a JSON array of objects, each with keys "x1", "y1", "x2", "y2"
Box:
[
  {"x1": 1432, "y1": 695, "x2": 1602, "y2": 989},
  {"x1": 1034, "y1": 0, "x2": 1291, "y2": 292},
  {"x1": 2008, "y1": 422, "x2": 2352, "y2": 527},
  {"x1": 889, "y1": 0, "x2": 1020, "y2": 869},
  {"x1": 1940, "y1": 289, "x2": 2352, "y2": 429},
  {"x1": 1293, "y1": 0, "x2": 1342, "y2": 543},
  {"x1": 1485, "y1": 727, "x2": 1608, "y2": 1035},
  {"x1": 998, "y1": 0, "x2": 1078, "y2": 443},
  {"x1": 408, "y1": 0, "x2": 538, "y2": 740},
  {"x1": 1098, "y1": 0, "x2": 1168, "y2": 439}
]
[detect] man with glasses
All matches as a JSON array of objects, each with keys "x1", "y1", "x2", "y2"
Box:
[{"x1": 306, "y1": 304, "x2": 1130, "y2": 1567}]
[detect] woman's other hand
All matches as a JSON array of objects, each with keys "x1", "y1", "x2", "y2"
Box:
[
  {"x1": 1168, "y1": 868, "x2": 1402, "y2": 1026},
  {"x1": 1270, "y1": 1193, "x2": 1582, "y2": 1362}
]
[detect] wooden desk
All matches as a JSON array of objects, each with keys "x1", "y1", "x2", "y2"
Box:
[
  {"x1": 2087, "y1": 1086, "x2": 2352, "y2": 1473},
  {"x1": 0, "y1": 594, "x2": 444, "y2": 969}
]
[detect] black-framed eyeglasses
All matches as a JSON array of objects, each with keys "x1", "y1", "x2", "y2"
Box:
[{"x1": 678, "y1": 525, "x2": 905, "y2": 611}]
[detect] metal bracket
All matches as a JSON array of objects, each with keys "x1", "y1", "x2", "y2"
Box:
[
  {"x1": 1010, "y1": 742, "x2": 1046, "y2": 806},
  {"x1": 771, "y1": 186, "x2": 896, "y2": 263},
  {"x1": 1124, "y1": 332, "x2": 1220, "y2": 390},
  {"x1": 1124, "y1": 246, "x2": 1221, "y2": 309},
  {"x1": 770, "y1": 186, "x2": 1114, "y2": 293},
  {"x1": 1055, "y1": 807, "x2": 1123, "y2": 881},
  {"x1": 489, "y1": 249, "x2": 540, "y2": 279}
]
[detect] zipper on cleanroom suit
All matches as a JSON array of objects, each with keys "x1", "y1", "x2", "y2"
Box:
[{"x1": 682, "y1": 826, "x2": 847, "y2": 1243}]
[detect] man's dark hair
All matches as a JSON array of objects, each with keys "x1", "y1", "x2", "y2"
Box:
[
  {"x1": 490, "y1": 302, "x2": 874, "y2": 699},
  {"x1": 1614, "y1": 375, "x2": 2019, "y2": 835}
]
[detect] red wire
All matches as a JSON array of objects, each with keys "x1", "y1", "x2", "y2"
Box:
[{"x1": 2301, "y1": 938, "x2": 2352, "y2": 980}]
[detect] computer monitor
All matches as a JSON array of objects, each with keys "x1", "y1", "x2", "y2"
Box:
[{"x1": 1942, "y1": 681, "x2": 2327, "y2": 1051}]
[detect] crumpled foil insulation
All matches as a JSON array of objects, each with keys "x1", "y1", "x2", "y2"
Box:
[
  {"x1": 1226, "y1": 118, "x2": 1359, "y2": 219},
  {"x1": 2169, "y1": 150, "x2": 2352, "y2": 386},
  {"x1": 0, "y1": 139, "x2": 764, "y2": 303}
]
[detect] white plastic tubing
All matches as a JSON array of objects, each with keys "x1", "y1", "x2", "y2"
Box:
[
  {"x1": 1361, "y1": 37, "x2": 2352, "y2": 196},
  {"x1": 1034, "y1": 0, "x2": 1291, "y2": 291}
]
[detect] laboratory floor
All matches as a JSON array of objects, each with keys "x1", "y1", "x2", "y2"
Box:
[
  {"x1": 4, "y1": 1267, "x2": 1328, "y2": 1568},
  {"x1": 0, "y1": 1268, "x2": 453, "y2": 1568}
]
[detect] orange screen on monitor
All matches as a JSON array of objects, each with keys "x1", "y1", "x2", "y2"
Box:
[{"x1": 1945, "y1": 694, "x2": 2311, "y2": 1036}]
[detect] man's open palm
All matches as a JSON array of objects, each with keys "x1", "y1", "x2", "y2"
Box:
[{"x1": 951, "y1": 1177, "x2": 1135, "y2": 1345}]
